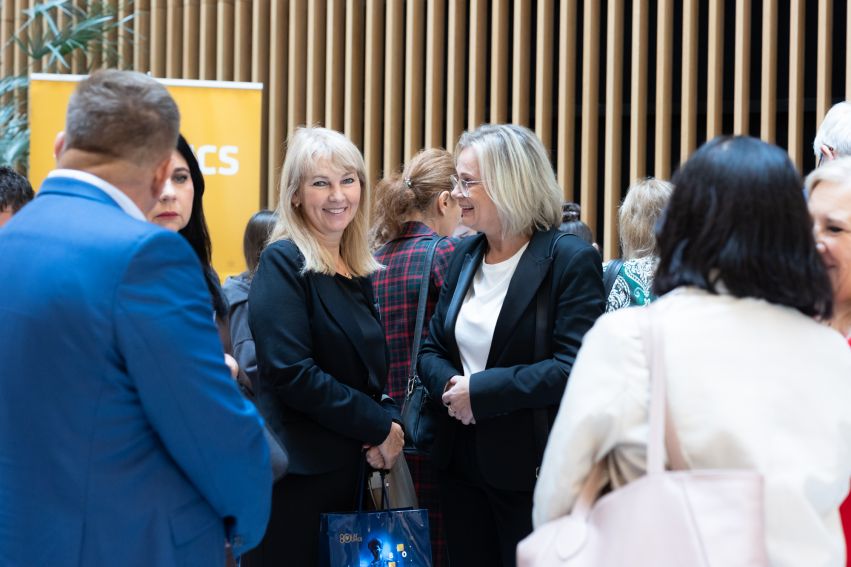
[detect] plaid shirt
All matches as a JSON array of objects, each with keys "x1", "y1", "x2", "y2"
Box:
[
  {"x1": 373, "y1": 221, "x2": 457, "y2": 400},
  {"x1": 373, "y1": 221, "x2": 457, "y2": 567}
]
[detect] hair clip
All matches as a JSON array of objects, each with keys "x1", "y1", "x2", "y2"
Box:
[{"x1": 404, "y1": 177, "x2": 413, "y2": 188}]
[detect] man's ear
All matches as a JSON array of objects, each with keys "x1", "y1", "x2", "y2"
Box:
[{"x1": 53, "y1": 131, "x2": 66, "y2": 161}]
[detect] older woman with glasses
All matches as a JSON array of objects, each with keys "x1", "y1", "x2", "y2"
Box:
[{"x1": 418, "y1": 124, "x2": 605, "y2": 566}]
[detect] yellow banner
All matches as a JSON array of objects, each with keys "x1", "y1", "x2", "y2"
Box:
[{"x1": 29, "y1": 74, "x2": 263, "y2": 280}]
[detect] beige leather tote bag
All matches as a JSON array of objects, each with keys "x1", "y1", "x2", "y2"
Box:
[{"x1": 517, "y1": 306, "x2": 769, "y2": 566}]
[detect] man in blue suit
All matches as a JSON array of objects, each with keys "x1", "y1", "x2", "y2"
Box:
[{"x1": 0, "y1": 70, "x2": 272, "y2": 566}]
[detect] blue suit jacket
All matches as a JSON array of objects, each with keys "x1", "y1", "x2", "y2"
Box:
[{"x1": 0, "y1": 175, "x2": 272, "y2": 566}]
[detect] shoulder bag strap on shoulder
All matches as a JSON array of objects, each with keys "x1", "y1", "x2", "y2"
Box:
[
  {"x1": 533, "y1": 231, "x2": 570, "y2": 472},
  {"x1": 407, "y1": 236, "x2": 445, "y2": 380},
  {"x1": 603, "y1": 258, "x2": 624, "y2": 299}
]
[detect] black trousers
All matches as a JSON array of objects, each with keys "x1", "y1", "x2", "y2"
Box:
[
  {"x1": 438, "y1": 426, "x2": 533, "y2": 567},
  {"x1": 245, "y1": 457, "x2": 363, "y2": 566}
]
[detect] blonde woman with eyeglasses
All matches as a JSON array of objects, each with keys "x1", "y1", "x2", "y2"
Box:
[{"x1": 417, "y1": 124, "x2": 605, "y2": 566}]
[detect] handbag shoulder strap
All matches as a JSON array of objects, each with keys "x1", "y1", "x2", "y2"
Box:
[
  {"x1": 407, "y1": 236, "x2": 445, "y2": 378},
  {"x1": 533, "y1": 232, "x2": 571, "y2": 468},
  {"x1": 603, "y1": 258, "x2": 624, "y2": 299},
  {"x1": 640, "y1": 306, "x2": 689, "y2": 474}
]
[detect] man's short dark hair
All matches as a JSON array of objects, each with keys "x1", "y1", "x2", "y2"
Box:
[
  {"x1": 0, "y1": 166, "x2": 34, "y2": 213},
  {"x1": 64, "y1": 70, "x2": 179, "y2": 167},
  {"x1": 654, "y1": 136, "x2": 833, "y2": 319}
]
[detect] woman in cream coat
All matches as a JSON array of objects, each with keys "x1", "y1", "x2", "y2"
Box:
[{"x1": 533, "y1": 136, "x2": 851, "y2": 567}]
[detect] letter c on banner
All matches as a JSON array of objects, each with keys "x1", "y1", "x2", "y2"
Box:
[{"x1": 197, "y1": 145, "x2": 217, "y2": 175}]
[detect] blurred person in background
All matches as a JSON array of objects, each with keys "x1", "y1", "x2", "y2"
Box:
[
  {"x1": 535, "y1": 136, "x2": 851, "y2": 567},
  {"x1": 418, "y1": 124, "x2": 605, "y2": 566},
  {"x1": 248, "y1": 127, "x2": 403, "y2": 566},
  {"x1": 0, "y1": 165, "x2": 34, "y2": 227},
  {"x1": 371, "y1": 148, "x2": 460, "y2": 567},
  {"x1": 223, "y1": 209, "x2": 277, "y2": 383},
  {"x1": 558, "y1": 202, "x2": 596, "y2": 251},
  {"x1": 602, "y1": 178, "x2": 673, "y2": 311},
  {"x1": 813, "y1": 101, "x2": 851, "y2": 166}
]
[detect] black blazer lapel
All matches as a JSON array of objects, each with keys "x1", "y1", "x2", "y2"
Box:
[
  {"x1": 312, "y1": 274, "x2": 383, "y2": 392},
  {"x1": 486, "y1": 230, "x2": 553, "y2": 367},
  {"x1": 443, "y1": 237, "x2": 487, "y2": 352}
]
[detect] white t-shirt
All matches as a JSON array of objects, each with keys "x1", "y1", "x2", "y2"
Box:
[{"x1": 455, "y1": 243, "x2": 529, "y2": 376}]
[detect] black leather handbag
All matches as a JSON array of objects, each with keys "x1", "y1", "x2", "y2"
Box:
[{"x1": 400, "y1": 236, "x2": 444, "y2": 455}]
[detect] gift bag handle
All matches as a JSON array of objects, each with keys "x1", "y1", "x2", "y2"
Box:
[{"x1": 356, "y1": 454, "x2": 391, "y2": 512}]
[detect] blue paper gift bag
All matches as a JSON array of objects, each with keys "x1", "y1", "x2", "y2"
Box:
[{"x1": 319, "y1": 507, "x2": 432, "y2": 567}]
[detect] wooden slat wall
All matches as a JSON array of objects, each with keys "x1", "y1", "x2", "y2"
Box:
[{"x1": 3, "y1": 0, "x2": 851, "y2": 256}]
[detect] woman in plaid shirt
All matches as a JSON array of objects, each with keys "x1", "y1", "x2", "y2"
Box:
[{"x1": 372, "y1": 148, "x2": 461, "y2": 567}]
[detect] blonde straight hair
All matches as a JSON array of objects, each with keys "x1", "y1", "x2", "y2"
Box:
[
  {"x1": 455, "y1": 124, "x2": 562, "y2": 238},
  {"x1": 268, "y1": 126, "x2": 381, "y2": 276}
]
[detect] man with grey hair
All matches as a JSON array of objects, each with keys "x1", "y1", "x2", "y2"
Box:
[
  {"x1": 0, "y1": 70, "x2": 271, "y2": 566},
  {"x1": 814, "y1": 101, "x2": 851, "y2": 166}
]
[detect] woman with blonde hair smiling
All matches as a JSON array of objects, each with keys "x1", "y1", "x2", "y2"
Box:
[
  {"x1": 418, "y1": 123, "x2": 605, "y2": 566},
  {"x1": 247, "y1": 126, "x2": 403, "y2": 566}
]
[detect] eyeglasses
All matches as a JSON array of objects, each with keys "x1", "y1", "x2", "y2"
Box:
[{"x1": 450, "y1": 175, "x2": 483, "y2": 197}]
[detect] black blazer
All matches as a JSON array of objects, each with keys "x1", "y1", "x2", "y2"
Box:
[
  {"x1": 249, "y1": 240, "x2": 399, "y2": 476},
  {"x1": 418, "y1": 229, "x2": 605, "y2": 491}
]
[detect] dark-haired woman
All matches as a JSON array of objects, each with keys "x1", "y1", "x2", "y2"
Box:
[
  {"x1": 534, "y1": 136, "x2": 851, "y2": 567},
  {"x1": 371, "y1": 148, "x2": 460, "y2": 567},
  {"x1": 147, "y1": 135, "x2": 235, "y2": 369},
  {"x1": 223, "y1": 209, "x2": 277, "y2": 383}
]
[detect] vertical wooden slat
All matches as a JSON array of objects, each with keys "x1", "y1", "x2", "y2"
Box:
[
  {"x1": 71, "y1": 0, "x2": 86, "y2": 73},
  {"x1": 363, "y1": 1, "x2": 384, "y2": 184},
  {"x1": 760, "y1": 0, "x2": 777, "y2": 142},
  {"x1": 490, "y1": 0, "x2": 509, "y2": 124},
  {"x1": 816, "y1": 0, "x2": 832, "y2": 126},
  {"x1": 707, "y1": 0, "x2": 724, "y2": 139},
  {"x1": 287, "y1": 0, "x2": 308, "y2": 132},
  {"x1": 655, "y1": 0, "x2": 673, "y2": 178},
  {"x1": 535, "y1": 0, "x2": 555, "y2": 151},
  {"x1": 166, "y1": 0, "x2": 182, "y2": 77},
  {"x1": 252, "y1": 0, "x2": 273, "y2": 204},
  {"x1": 446, "y1": 0, "x2": 466, "y2": 151},
  {"x1": 630, "y1": 0, "x2": 648, "y2": 182},
  {"x1": 788, "y1": 0, "x2": 805, "y2": 169},
  {"x1": 325, "y1": 0, "x2": 346, "y2": 132},
  {"x1": 681, "y1": 0, "x2": 698, "y2": 162},
  {"x1": 579, "y1": 0, "x2": 599, "y2": 234},
  {"x1": 344, "y1": 0, "x2": 365, "y2": 148},
  {"x1": 134, "y1": 0, "x2": 150, "y2": 72},
  {"x1": 847, "y1": 0, "x2": 851, "y2": 98},
  {"x1": 234, "y1": 0, "x2": 252, "y2": 81},
  {"x1": 149, "y1": 0, "x2": 166, "y2": 76},
  {"x1": 512, "y1": 0, "x2": 532, "y2": 125},
  {"x1": 603, "y1": 1, "x2": 623, "y2": 261},
  {"x1": 468, "y1": 0, "x2": 487, "y2": 129},
  {"x1": 216, "y1": 0, "x2": 234, "y2": 81},
  {"x1": 306, "y1": 0, "x2": 326, "y2": 125},
  {"x1": 557, "y1": 0, "x2": 577, "y2": 200},
  {"x1": 424, "y1": 0, "x2": 445, "y2": 149},
  {"x1": 199, "y1": 0, "x2": 217, "y2": 79},
  {"x1": 2, "y1": 0, "x2": 15, "y2": 89},
  {"x1": 117, "y1": 0, "x2": 133, "y2": 69},
  {"x1": 733, "y1": 0, "x2": 751, "y2": 135},
  {"x1": 183, "y1": 0, "x2": 201, "y2": 78},
  {"x1": 404, "y1": 0, "x2": 426, "y2": 159},
  {"x1": 383, "y1": 0, "x2": 403, "y2": 173}
]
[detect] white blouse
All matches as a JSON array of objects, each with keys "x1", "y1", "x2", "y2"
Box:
[
  {"x1": 455, "y1": 243, "x2": 528, "y2": 376},
  {"x1": 534, "y1": 288, "x2": 851, "y2": 567}
]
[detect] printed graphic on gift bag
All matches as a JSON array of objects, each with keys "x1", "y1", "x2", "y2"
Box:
[{"x1": 320, "y1": 508, "x2": 432, "y2": 567}]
